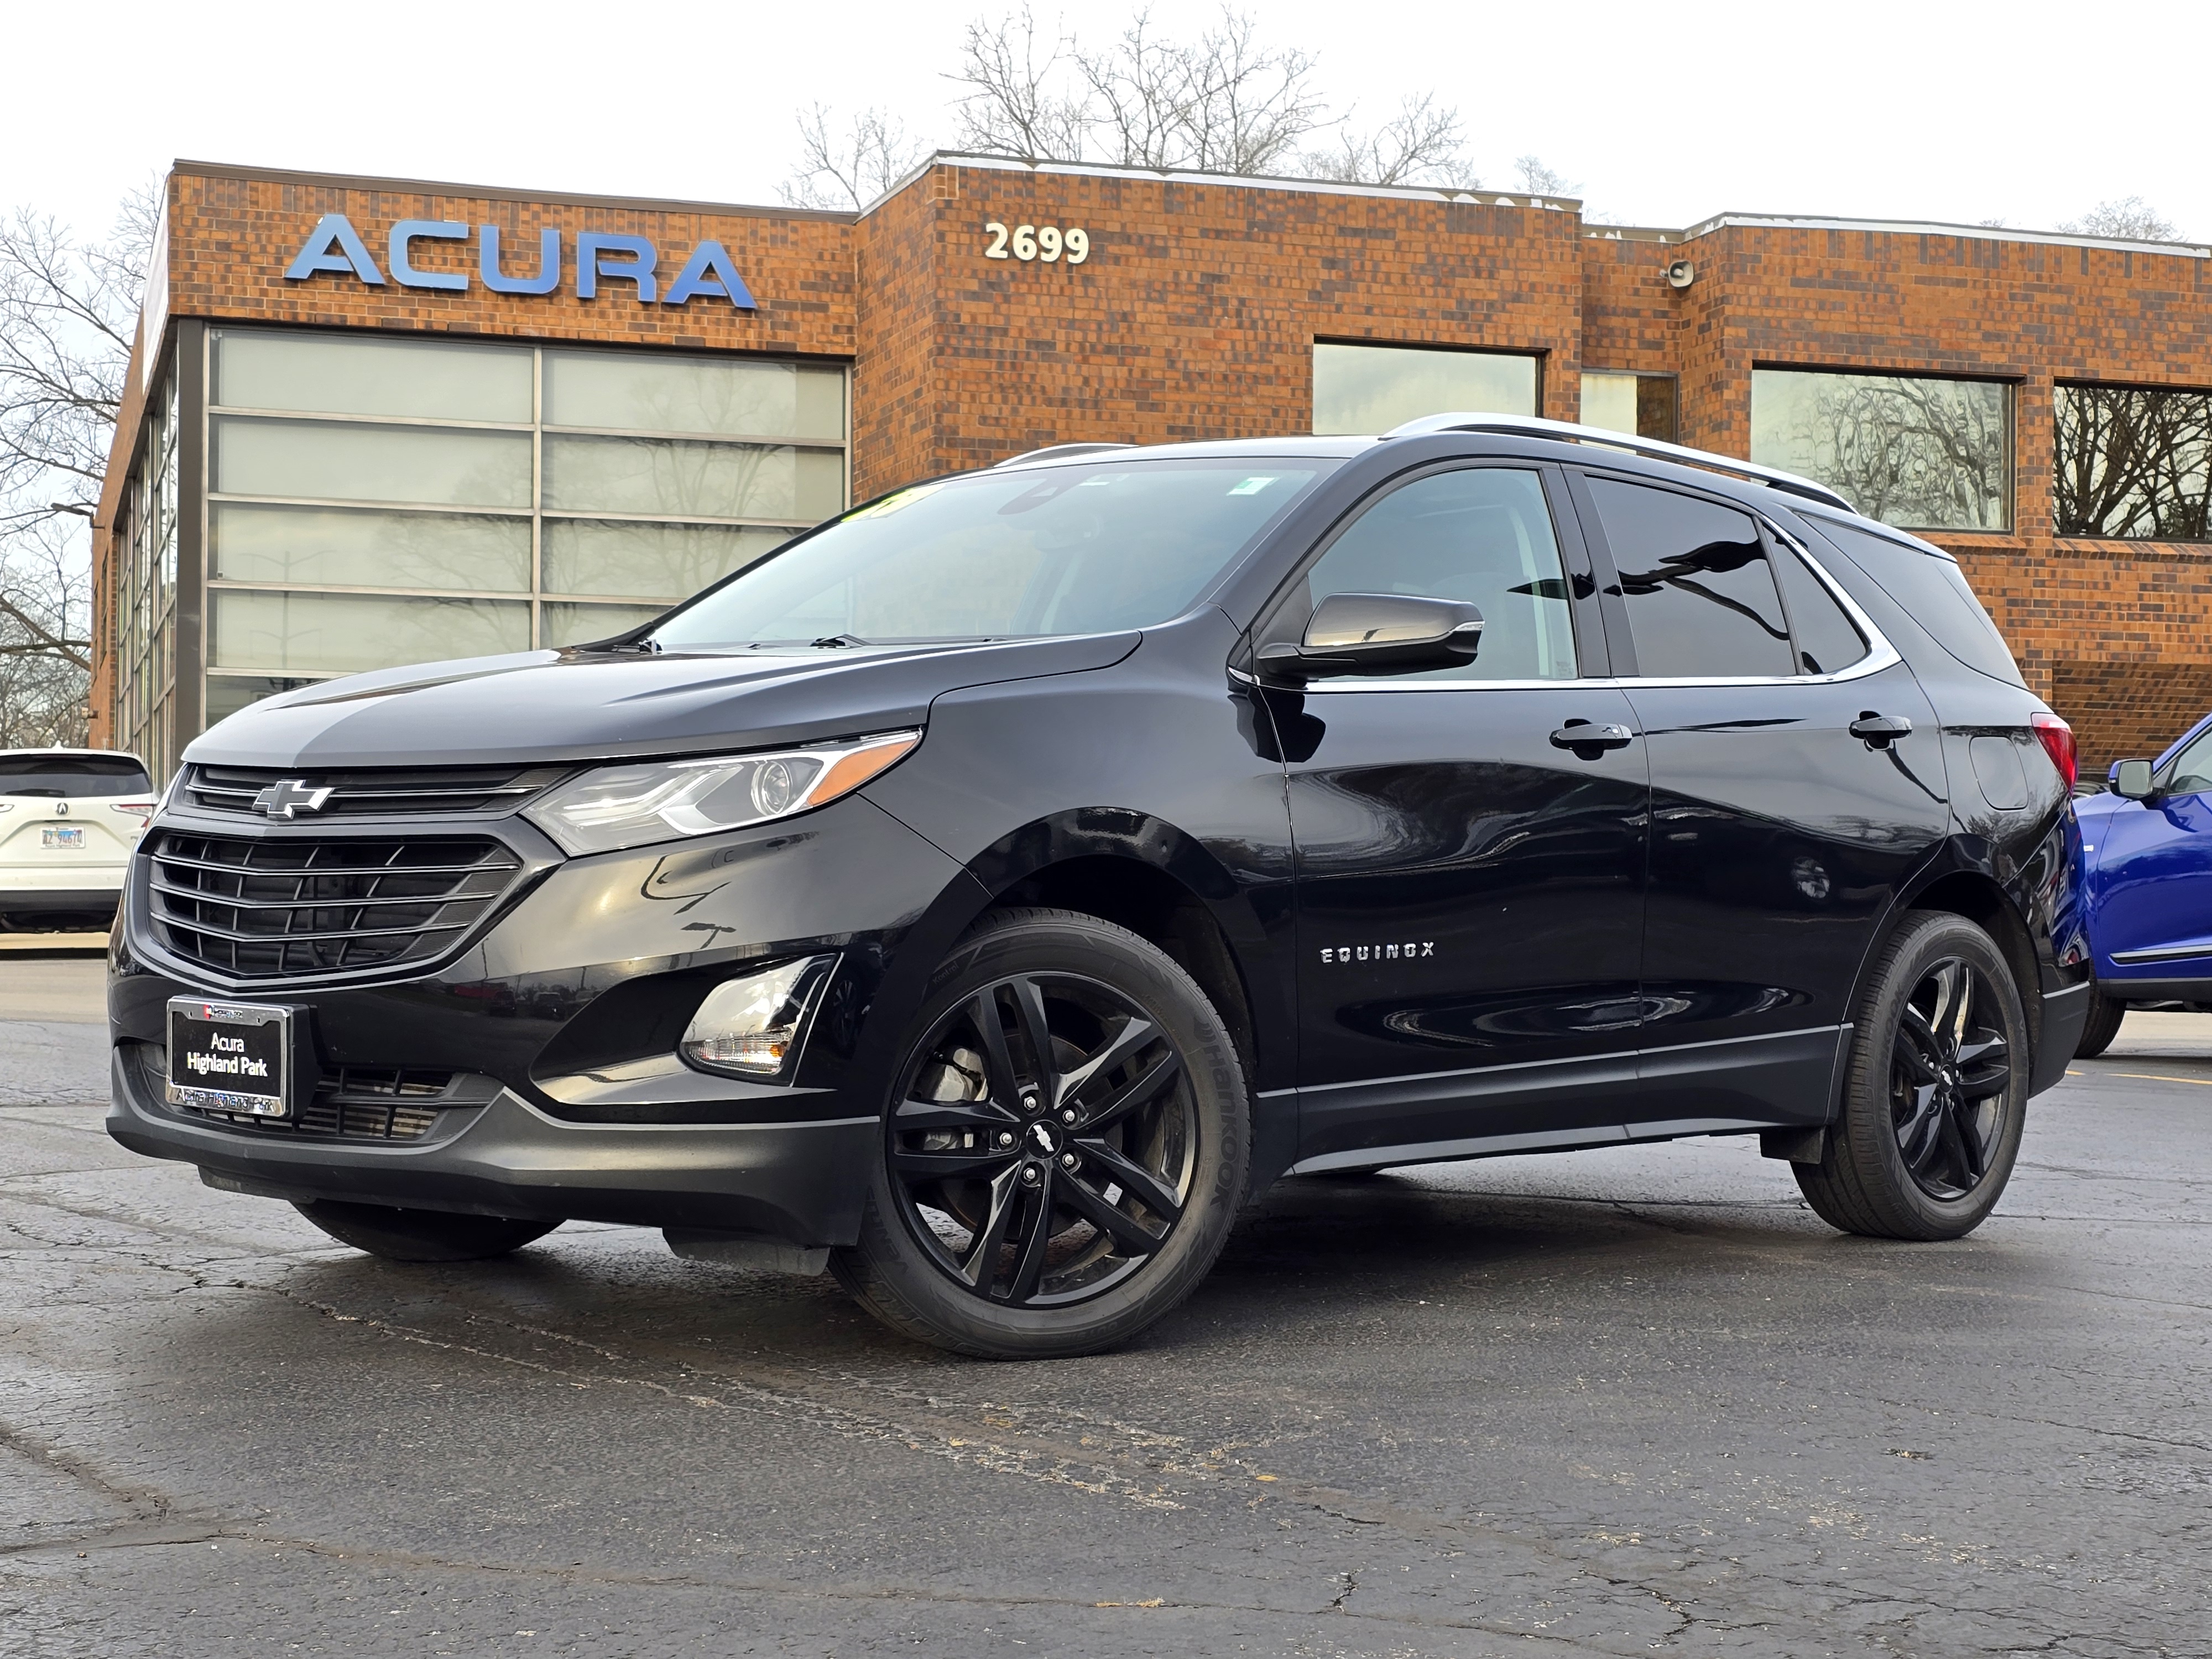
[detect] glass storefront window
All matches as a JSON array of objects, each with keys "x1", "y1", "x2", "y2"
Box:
[
  {"x1": 212, "y1": 416, "x2": 534, "y2": 509},
  {"x1": 1581, "y1": 371, "x2": 1678, "y2": 442},
  {"x1": 2053, "y1": 382, "x2": 2212, "y2": 540},
  {"x1": 1751, "y1": 369, "x2": 2010, "y2": 532},
  {"x1": 215, "y1": 331, "x2": 533, "y2": 423},
  {"x1": 1312, "y1": 343, "x2": 1538, "y2": 436},
  {"x1": 542, "y1": 436, "x2": 843, "y2": 521},
  {"x1": 213, "y1": 504, "x2": 533, "y2": 592},
  {"x1": 542, "y1": 520, "x2": 789, "y2": 600},
  {"x1": 544, "y1": 351, "x2": 844, "y2": 440},
  {"x1": 192, "y1": 327, "x2": 848, "y2": 727},
  {"x1": 213, "y1": 590, "x2": 531, "y2": 674},
  {"x1": 542, "y1": 601, "x2": 667, "y2": 648}
]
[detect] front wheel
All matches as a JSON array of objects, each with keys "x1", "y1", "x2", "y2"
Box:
[
  {"x1": 832, "y1": 907, "x2": 1249, "y2": 1359},
  {"x1": 1796, "y1": 912, "x2": 2030, "y2": 1241},
  {"x1": 294, "y1": 1200, "x2": 560, "y2": 1262}
]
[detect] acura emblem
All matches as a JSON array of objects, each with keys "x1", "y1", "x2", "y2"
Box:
[{"x1": 253, "y1": 779, "x2": 335, "y2": 818}]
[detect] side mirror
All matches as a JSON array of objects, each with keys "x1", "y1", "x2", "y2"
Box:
[
  {"x1": 2114, "y1": 758, "x2": 2157, "y2": 801},
  {"x1": 1258, "y1": 593, "x2": 1484, "y2": 681}
]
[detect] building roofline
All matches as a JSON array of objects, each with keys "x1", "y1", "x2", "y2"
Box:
[
  {"x1": 1660, "y1": 209, "x2": 2210, "y2": 259},
  {"x1": 859, "y1": 150, "x2": 1581, "y2": 217},
  {"x1": 167, "y1": 156, "x2": 2206, "y2": 261},
  {"x1": 168, "y1": 159, "x2": 858, "y2": 224}
]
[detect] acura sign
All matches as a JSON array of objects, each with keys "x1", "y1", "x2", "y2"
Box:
[{"x1": 283, "y1": 213, "x2": 757, "y2": 309}]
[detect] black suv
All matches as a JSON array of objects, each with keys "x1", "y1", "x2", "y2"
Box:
[{"x1": 108, "y1": 416, "x2": 2091, "y2": 1358}]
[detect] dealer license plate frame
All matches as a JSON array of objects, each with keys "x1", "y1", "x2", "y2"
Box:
[{"x1": 166, "y1": 998, "x2": 295, "y2": 1119}]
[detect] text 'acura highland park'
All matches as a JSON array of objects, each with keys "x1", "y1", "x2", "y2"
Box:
[{"x1": 107, "y1": 416, "x2": 2090, "y2": 1358}]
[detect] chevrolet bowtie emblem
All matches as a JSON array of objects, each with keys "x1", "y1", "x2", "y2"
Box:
[{"x1": 253, "y1": 779, "x2": 335, "y2": 818}]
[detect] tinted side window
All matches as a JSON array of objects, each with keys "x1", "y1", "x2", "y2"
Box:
[
  {"x1": 1301, "y1": 467, "x2": 1577, "y2": 681},
  {"x1": 1807, "y1": 518, "x2": 2024, "y2": 687},
  {"x1": 1771, "y1": 543, "x2": 1869, "y2": 676},
  {"x1": 1586, "y1": 478, "x2": 1794, "y2": 677},
  {"x1": 2161, "y1": 725, "x2": 2212, "y2": 796}
]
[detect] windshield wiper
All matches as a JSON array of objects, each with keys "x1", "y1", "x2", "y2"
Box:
[{"x1": 808, "y1": 633, "x2": 870, "y2": 649}]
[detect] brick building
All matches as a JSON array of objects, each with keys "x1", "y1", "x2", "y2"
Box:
[{"x1": 92, "y1": 155, "x2": 2212, "y2": 779}]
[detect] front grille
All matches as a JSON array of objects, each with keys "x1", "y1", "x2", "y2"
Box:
[
  {"x1": 184, "y1": 763, "x2": 561, "y2": 818},
  {"x1": 178, "y1": 1065, "x2": 481, "y2": 1141},
  {"x1": 148, "y1": 831, "x2": 523, "y2": 979}
]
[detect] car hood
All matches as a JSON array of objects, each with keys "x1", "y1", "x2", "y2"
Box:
[{"x1": 184, "y1": 634, "x2": 1142, "y2": 769}]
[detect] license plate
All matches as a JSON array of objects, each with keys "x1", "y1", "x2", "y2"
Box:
[
  {"x1": 168, "y1": 999, "x2": 294, "y2": 1118},
  {"x1": 40, "y1": 827, "x2": 82, "y2": 848}
]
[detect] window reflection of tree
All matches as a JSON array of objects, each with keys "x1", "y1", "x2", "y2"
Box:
[
  {"x1": 2053, "y1": 383, "x2": 2212, "y2": 540},
  {"x1": 1615, "y1": 538, "x2": 1791, "y2": 646},
  {"x1": 1791, "y1": 377, "x2": 2007, "y2": 530}
]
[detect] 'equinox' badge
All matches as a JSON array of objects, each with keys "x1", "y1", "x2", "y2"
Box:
[
  {"x1": 1321, "y1": 942, "x2": 1434, "y2": 964},
  {"x1": 253, "y1": 779, "x2": 335, "y2": 818}
]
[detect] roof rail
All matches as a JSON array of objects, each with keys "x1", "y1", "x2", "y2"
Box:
[
  {"x1": 994, "y1": 442, "x2": 1138, "y2": 468},
  {"x1": 1381, "y1": 413, "x2": 1854, "y2": 513}
]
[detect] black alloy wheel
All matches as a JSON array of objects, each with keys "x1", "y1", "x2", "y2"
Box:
[
  {"x1": 835, "y1": 908, "x2": 1248, "y2": 1358},
  {"x1": 1887, "y1": 956, "x2": 2012, "y2": 1199},
  {"x1": 889, "y1": 971, "x2": 1194, "y2": 1307},
  {"x1": 1796, "y1": 910, "x2": 2030, "y2": 1240}
]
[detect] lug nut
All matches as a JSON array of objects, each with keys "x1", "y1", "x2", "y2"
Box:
[
  {"x1": 1060, "y1": 1151, "x2": 1079, "y2": 1170},
  {"x1": 995, "y1": 1131, "x2": 1015, "y2": 1148},
  {"x1": 1021, "y1": 1091, "x2": 1040, "y2": 1113},
  {"x1": 1019, "y1": 1165, "x2": 1043, "y2": 1187},
  {"x1": 1059, "y1": 1109, "x2": 1077, "y2": 1125}
]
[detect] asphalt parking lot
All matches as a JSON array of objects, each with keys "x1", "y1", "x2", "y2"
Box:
[{"x1": 3, "y1": 953, "x2": 2207, "y2": 1658}]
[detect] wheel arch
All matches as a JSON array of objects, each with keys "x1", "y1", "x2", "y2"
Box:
[{"x1": 1887, "y1": 862, "x2": 2046, "y2": 1068}]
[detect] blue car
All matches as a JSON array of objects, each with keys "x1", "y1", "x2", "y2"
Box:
[{"x1": 2072, "y1": 714, "x2": 2212, "y2": 1054}]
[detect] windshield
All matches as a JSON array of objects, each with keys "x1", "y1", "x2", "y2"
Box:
[
  {"x1": 0, "y1": 755, "x2": 150, "y2": 797},
  {"x1": 648, "y1": 457, "x2": 1333, "y2": 650}
]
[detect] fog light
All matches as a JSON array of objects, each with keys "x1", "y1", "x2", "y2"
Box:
[{"x1": 681, "y1": 955, "x2": 836, "y2": 1078}]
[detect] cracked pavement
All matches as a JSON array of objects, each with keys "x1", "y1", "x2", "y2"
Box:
[{"x1": 2, "y1": 955, "x2": 2207, "y2": 1657}]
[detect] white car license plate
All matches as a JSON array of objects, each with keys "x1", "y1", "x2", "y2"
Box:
[
  {"x1": 40, "y1": 827, "x2": 82, "y2": 848},
  {"x1": 167, "y1": 999, "x2": 295, "y2": 1118}
]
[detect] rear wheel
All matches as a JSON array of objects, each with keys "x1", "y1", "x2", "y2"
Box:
[
  {"x1": 833, "y1": 908, "x2": 1248, "y2": 1359},
  {"x1": 294, "y1": 1200, "x2": 560, "y2": 1262},
  {"x1": 2074, "y1": 983, "x2": 2124, "y2": 1058},
  {"x1": 1796, "y1": 912, "x2": 2030, "y2": 1241}
]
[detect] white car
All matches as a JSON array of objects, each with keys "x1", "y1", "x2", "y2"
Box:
[{"x1": 0, "y1": 749, "x2": 155, "y2": 931}]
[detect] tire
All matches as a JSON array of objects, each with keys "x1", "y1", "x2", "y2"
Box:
[
  {"x1": 832, "y1": 907, "x2": 1249, "y2": 1359},
  {"x1": 2074, "y1": 983, "x2": 2125, "y2": 1058},
  {"x1": 1796, "y1": 911, "x2": 2031, "y2": 1241},
  {"x1": 293, "y1": 1200, "x2": 560, "y2": 1262}
]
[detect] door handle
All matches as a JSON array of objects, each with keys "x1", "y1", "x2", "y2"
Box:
[
  {"x1": 1550, "y1": 722, "x2": 1635, "y2": 753},
  {"x1": 1849, "y1": 713, "x2": 1914, "y2": 747}
]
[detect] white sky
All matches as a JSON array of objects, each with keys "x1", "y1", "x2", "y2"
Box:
[{"x1": 4, "y1": 0, "x2": 2205, "y2": 244}]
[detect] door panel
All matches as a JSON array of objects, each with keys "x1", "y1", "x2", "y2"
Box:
[
  {"x1": 1285, "y1": 685, "x2": 1649, "y2": 1159},
  {"x1": 1623, "y1": 661, "x2": 1946, "y2": 1126},
  {"x1": 2090, "y1": 790, "x2": 2212, "y2": 972}
]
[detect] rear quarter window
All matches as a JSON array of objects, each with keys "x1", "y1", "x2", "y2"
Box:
[{"x1": 1803, "y1": 517, "x2": 2023, "y2": 687}]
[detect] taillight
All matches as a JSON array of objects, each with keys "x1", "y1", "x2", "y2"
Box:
[{"x1": 2030, "y1": 711, "x2": 2077, "y2": 790}]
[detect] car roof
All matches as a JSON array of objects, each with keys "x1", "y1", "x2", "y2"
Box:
[
  {"x1": 0, "y1": 748, "x2": 147, "y2": 761},
  {"x1": 988, "y1": 421, "x2": 1885, "y2": 529}
]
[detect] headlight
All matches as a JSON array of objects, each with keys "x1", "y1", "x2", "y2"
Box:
[{"x1": 522, "y1": 730, "x2": 919, "y2": 856}]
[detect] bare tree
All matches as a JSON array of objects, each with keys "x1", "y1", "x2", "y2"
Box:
[
  {"x1": 2061, "y1": 196, "x2": 2182, "y2": 242},
  {"x1": 1301, "y1": 93, "x2": 1475, "y2": 189},
  {"x1": 778, "y1": 105, "x2": 934, "y2": 212},
  {"x1": 0, "y1": 182, "x2": 155, "y2": 748},
  {"x1": 949, "y1": 7, "x2": 1092, "y2": 163},
  {"x1": 936, "y1": 6, "x2": 1476, "y2": 187},
  {"x1": 1793, "y1": 377, "x2": 2010, "y2": 530},
  {"x1": 1512, "y1": 155, "x2": 1578, "y2": 197}
]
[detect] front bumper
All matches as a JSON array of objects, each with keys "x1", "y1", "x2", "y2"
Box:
[
  {"x1": 107, "y1": 791, "x2": 986, "y2": 1246},
  {"x1": 107, "y1": 1043, "x2": 874, "y2": 1240}
]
